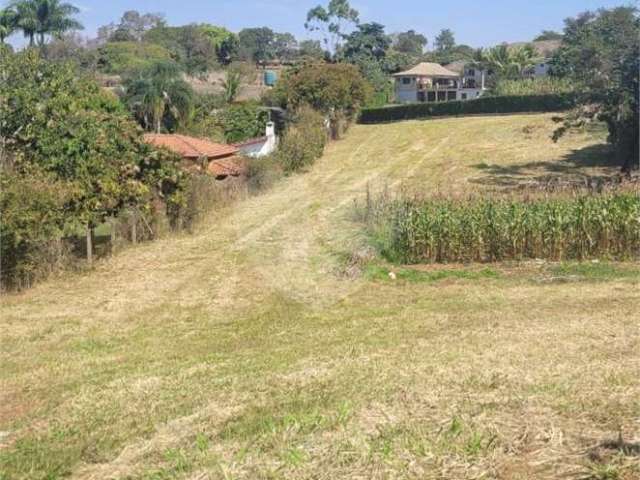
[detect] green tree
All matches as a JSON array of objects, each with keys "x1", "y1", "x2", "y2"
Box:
[
  {"x1": 392, "y1": 30, "x2": 427, "y2": 56},
  {"x1": 274, "y1": 62, "x2": 371, "y2": 135},
  {"x1": 298, "y1": 39, "x2": 325, "y2": 59},
  {"x1": 273, "y1": 32, "x2": 298, "y2": 61},
  {"x1": 434, "y1": 28, "x2": 455, "y2": 52},
  {"x1": 125, "y1": 61, "x2": 194, "y2": 133},
  {"x1": 341, "y1": 22, "x2": 390, "y2": 63},
  {"x1": 11, "y1": 0, "x2": 83, "y2": 46},
  {"x1": 551, "y1": 7, "x2": 639, "y2": 172},
  {"x1": 96, "y1": 41, "x2": 173, "y2": 74},
  {"x1": 480, "y1": 44, "x2": 540, "y2": 79},
  {"x1": 305, "y1": 0, "x2": 359, "y2": 53},
  {"x1": 220, "y1": 67, "x2": 242, "y2": 103},
  {"x1": 0, "y1": 7, "x2": 17, "y2": 44},
  {"x1": 534, "y1": 30, "x2": 563, "y2": 41},
  {"x1": 238, "y1": 27, "x2": 275, "y2": 63},
  {"x1": 0, "y1": 51, "x2": 184, "y2": 284}
]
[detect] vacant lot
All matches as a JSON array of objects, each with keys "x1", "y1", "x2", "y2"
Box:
[{"x1": 1, "y1": 114, "x2": 638, "y2": 480}]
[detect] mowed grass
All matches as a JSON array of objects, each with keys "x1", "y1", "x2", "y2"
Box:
[{"x1": 1, "y1": 114, "x2": 639, "y2": 480}]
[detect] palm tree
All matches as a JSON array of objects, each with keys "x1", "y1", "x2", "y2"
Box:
[
  {"x1": 12, "y1": 1, "x2": 37, "y2": 46},
  {"x1": 480, "y1": 44, "x2": 541, "y2": 80},
  {"x1": 11, "y1": 0, "x2": 82, "y2": 46},
  {"x1": 125, "y1": 62, "x2": 194, "y2": 133},
  {"x1": 0, "y1": 7, "x2": 17, "y2": 44}
]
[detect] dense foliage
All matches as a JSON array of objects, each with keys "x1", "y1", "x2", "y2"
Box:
[
  {"x1": 276, "y1": 106, "x2": 327, "y2": 173},
  {"x1": 490, "y1": 77, "x2": 575, "y2": 96},
  {"x1": 359, "y1": 93, "x2": 576, "y2": 123},
  {"x1": 364, "y1": 191, "x2": 640, "y2": 263},
  {"x1": 274, "y1": 62, "x2": 371, "y2": 134},
  {"x1": 96, "y1": 41, "x2": 173, "y2": 74},
  {"x1": 124, "y1": 61, "x2": 194, "y2": 133},
  {"x1": 0, "y1": 51, "x2": 184, "y2": 288},
  {"x1": 551, "y1": 7, "x2": 639, "y2": 172}
]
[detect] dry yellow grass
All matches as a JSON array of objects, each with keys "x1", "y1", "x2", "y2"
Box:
[{"x1": 1, "y1": 114, "x2": 638, "y2": 480}]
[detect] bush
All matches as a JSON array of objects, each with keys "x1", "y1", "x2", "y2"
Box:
[
  {"x1": 359, "y1": 93, "x2": 577, "y2": 124},
  {"x1": 0, "y1": 170, "x2": 70, "y2": 290},
  {"x1": 363, "y1": 189, "x2": 640, "y2": 263},
  {"x1": 490, "y1": 78, "x2": 576, "y2": 96},
  {"x1": 96, "y1": 41, "x2": 173, "y2": 75},
  {"x1": 246, "y1": 155, "x2": 284, "y2": 193},
  {"x1": 219, "y1": 102, "x2": 269, "y2": 143},
  {"x1": 276, "y1": 107, "x2": 327, "y2": 173}
]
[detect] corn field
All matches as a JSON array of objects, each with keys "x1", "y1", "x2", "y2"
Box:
[{"x1": 361, "y1": 187, "x2": 640, "y2": 263}]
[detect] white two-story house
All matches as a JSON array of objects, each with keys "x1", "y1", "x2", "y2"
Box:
[{"x1": 392, "y1": 62, "x2": 486, "y2": 104}]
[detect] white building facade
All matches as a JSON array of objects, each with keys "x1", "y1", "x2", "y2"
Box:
[{"x1": 393, "y1": 62, "x2": 486, "y2": 104}]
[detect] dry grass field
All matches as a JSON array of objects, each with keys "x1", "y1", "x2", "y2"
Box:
[{"x1": 1, "y1": 114, "x2": 639, "y2": 480}]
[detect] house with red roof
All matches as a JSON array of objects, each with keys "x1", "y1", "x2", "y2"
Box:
[{"x1": 142, "y1": 134, "x2": 247, "y2": 179}]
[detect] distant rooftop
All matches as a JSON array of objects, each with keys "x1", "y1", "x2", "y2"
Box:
[
  {"x1": 392, "y1": 62, "x2": 460, "y2": 78},
  {"x1": 142, "y1": 134, "x2": 238, "y2": 159}
]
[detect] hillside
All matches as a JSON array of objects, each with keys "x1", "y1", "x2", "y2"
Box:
[{"x1": 1, "y1": 114, "x2": 638, "y2": 479}]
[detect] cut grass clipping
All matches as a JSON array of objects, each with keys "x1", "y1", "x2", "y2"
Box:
[{"x1": 363, "y1": 191, "x2": 640, "y2": 263}]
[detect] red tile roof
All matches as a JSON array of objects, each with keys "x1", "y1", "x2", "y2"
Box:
[
  {"x1": 143, "y1": 134, "x2": 239, "y2": 159},
  {"x1": 207, "y1": 158, "x2": 247, "y2": 177}
]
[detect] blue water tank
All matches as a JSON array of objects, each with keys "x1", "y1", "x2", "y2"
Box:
[{"x1": 264, "y1": 70, "x2": 278, "y2": 87}]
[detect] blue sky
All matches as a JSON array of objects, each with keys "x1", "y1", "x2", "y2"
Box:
[{"x1": 5, "y1": 0, "x2": 637, "y2": 48}]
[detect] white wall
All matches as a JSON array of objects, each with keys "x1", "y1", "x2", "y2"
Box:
[
  {"x1": 237, "y1": 122, "x2": 278, "y2": 158},
  {"x1": 394, "y1": 77, "x2": 418, "y2": 103}
]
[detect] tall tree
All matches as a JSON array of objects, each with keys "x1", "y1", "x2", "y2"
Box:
[
  {"x1": 125, "y1": 61, "x2": 194, "y2": 133},
  {"x1": 434, "y1": 28, "x2": 455, "y2": 52},
  {"x1": 342, "y1": 22, "x2": 390, "y2": 62},
  {"x1": 11, "y1": 0, "x2": 82, "y2": 46},
  {"x1": 238, "y1": 27, "x2": 275, "y2": 63},
  {"x1": 392, "y1": 30, "x2": 427, "y2": 56},
  {"x1": 305, "y1": 0, "x2": 359, "y2": 54},
  {"x1": 0, "y1": 7, "x2": 17, "y2": 44},
  {"x1": 552, "y1": 7, "x2": 639, "y2": 172},
  {"x1": 480, "y1": 44, "x2": 540, "y2": 79}
]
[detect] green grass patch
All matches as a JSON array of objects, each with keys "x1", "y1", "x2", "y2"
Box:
[
  {"x1": 365, "y1": 264, "x2": 501, "y2": 283},
  {"x1": 548, "y1": 262, "x2": 640, "y2": 281}
]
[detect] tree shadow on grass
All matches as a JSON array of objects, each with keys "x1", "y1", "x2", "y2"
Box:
[{"x1": 469, "y1": 143, "x2": 622, "y2": 190}]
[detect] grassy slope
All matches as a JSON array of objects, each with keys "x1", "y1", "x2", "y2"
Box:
[{"x1": 1, "y1": 114, "x2": 638, "y2": 480}]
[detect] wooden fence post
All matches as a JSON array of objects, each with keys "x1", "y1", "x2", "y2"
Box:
[
  {"x1": 86, "y1": 225, "x2": 93, "y2": 266},
  {"x1": 131, "y1": 211, "x2": 137, "y2": 245},
  {"x1": 110, "y1": 217, "x2": 117, "y2": 255}
]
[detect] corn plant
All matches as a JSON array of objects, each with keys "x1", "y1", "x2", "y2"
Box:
[{"x1": 363, "y1": 188, "x2": 640, "y2": 264}]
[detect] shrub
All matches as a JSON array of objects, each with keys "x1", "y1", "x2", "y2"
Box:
[
  {"x1": 218, "y1": 102, "x2": 269, "y2": 143},
  {"x1": 490, "y1": 78, "x2": 576, "y2": 96},
  {"x1": 0, "y1": 170, "x2": 70, "y2": 290},
  {"x1": 276, "y1": 106, "x2": 327, "y2": 173},
  {"x1": 362, "y1": 189, "x2": 640, "y2": 263},
  {"x1": 359, "y1": 93, "x2": 577, "y2": 124},
  {"x1": 246, "y1": 155, "x2": 284, "y2": 193}
]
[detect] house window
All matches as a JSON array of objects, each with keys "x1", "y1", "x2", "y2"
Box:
[
  {"x1": 467, "y1": 69, "x2": 475, "y2": 76},
  {"x1": 461, "y1": 93, "x2": 467, "y2": 100},
  {"x1": 437, "y1": 91, "x2": 446, "y2": 102},
  {"x1": 402, "y1": 77, "x2": 411, "y2": 85}
]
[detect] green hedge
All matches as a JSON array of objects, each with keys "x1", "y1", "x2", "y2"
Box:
[{"x1": 359, "y1": 93, "x2": 577, "y2": 124}]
